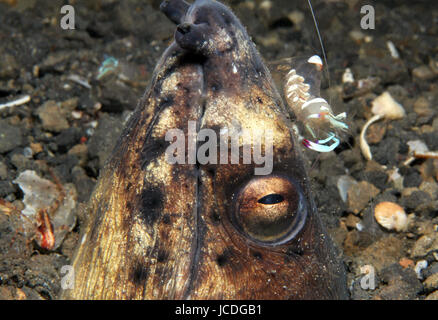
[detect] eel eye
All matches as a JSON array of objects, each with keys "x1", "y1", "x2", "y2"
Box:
[
  {"x1": 234, "y1": 176, "x2": 307, "y2": 245},
  {"x1": 258, "y1": 194, "x2": 284, "y2": 205}
]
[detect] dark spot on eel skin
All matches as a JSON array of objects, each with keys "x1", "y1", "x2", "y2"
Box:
[
  {"x1": 216, "y1": 254, "x2": 227, "y2": 267},
  {"x1": 252, "y1": 251, "x2": 263, "y2": 260},
  {"x1": 209, "y1": 79, "x2": 222, "y2": 93},
  {"x1": 139, "y1": 187, "x2": 163, "y2": 226},
  {"x1": 157, "y1": 248, "x2": 169, "y2": 263},
  {"x1": 210, "y1": 211, "x2": 221, "y2": 225},
  {"x1": 162, "y1": 213, "x2": 171, "y2": 225},
  {"x1": 216, "y1": 248, "x2": 233, "y2": 267},
  {"x1": 141, "y1": 138, "x2": 169, "y2": 169},
  {"x1": 130, "y1": 262, "x2": 149, "y2": 285},
  {"x1": 278, "y1": 147, "x2": 287, "y2": 156},
  {"x1": 285, "y1": 246, "x2": 304, "y2": 259},
  {"x1": 206, "y1": 167, "x2": 216, "y2": 177}
]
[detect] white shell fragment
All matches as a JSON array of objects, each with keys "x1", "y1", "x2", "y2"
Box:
[
  {"x1": 374, "y1": 201, "x2": 408, "y2": 232},
  {"x1": 0, "y1": 95, "x2": 31, "y2": 111},
  {"x1": 14, "y1": 170, "x2": 60, "y2": 217},
  {"x1": 407, "y1": 140, "x2": 429, "y2": 154},
  {"x1": 307, "y1": 55, "x2": 323, "y2": 70},
  {"x1": 371, "y1": 92, "x2": 406, "y2": 120},
  {"x1": 259, "y1": 0, "x2": 272, "y2": 11},
  {"x1": 360, "y1": 114, "x2": 383, "y2": 160},
  {"x1": 342, "y1": 68, "x2": 355, "y2": 83},
  {"x1": 386, "y1": 40, "x2": 400, "y2": 59},
  {"x1": 287, "y1": 11, "x2": 304, "y2": 27},
  {"x1": 13, "y1": 170, "x2": 77, "y2": 249},
  {"x1": 403, "y1": 140, "x2": 430, "y2": 166},
  {"x1": 415, "y1": 260, "x2": 428, "y2": 279},
  {"x1": 387, "y1": 168, "x2": 404, "y2": 190},
  {"x1": 361, "y1": 92, "x2": 406, "y2": 161}
]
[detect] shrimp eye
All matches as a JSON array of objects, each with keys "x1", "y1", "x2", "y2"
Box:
[{"x1": 234, "y1": 176, "x2": 307, "y2": 245}]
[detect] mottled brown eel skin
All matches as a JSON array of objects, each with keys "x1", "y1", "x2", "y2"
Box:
[{"x1": 62, "y1": 0, "x2": 348, "y2": 299}]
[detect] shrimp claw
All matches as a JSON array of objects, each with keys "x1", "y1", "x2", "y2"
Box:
[{"x1": 302, "y1": 132, "x2": 340, "y2": 152}]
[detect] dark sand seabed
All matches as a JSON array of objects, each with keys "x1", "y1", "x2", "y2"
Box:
[{"x1": 0, "y1": 0, "x2": 437, "y2": 300}]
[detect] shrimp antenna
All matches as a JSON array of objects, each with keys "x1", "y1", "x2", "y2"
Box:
[{"x1": 306, "y1": 0, "x2": 331, "y2": 93}]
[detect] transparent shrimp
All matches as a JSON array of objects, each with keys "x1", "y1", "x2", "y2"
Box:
[{"x1": 278, "y1": 55, "x2": 348, "y2": 152}]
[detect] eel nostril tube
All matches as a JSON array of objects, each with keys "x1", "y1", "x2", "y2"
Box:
[
  {"x1": 177, "y1": 23, "x2": 192, "y2": 35},
  {"x1": 160, "y1": 0, "x2": 190, "y2": 25}
]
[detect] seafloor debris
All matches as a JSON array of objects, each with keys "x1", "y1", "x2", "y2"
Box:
[
  {"x1": 347, "y1": 181, "x2": 380, "y2": 214},
  {"x1": 342, "y1": 76, "x2": 380, "y2": 99},
  {"x1": 360, "y1": 92, "x2": 406, "y2": 160},
  {"x1": 96, "y1": 55, "x2": 149, "y2": 87},
  {"x1": 67, "y1": 74, "x2": 91, "y2": 89},
  {"x1": 413, "y1": 151, "x2": 438, "y2": 160},
  {"x1": 386, "y1": 40, "x2": 400, "y2": 59},
  {"x1": 404, "y1": 140, "x2": 430, "y2": 165},
  {"x1": 337, "y1": 175, "x2": 358, "y2": 203},
  {"x1": 0, "y1": 95, "x2": 30, "y2": 111},
  {"x1": 415, "y1": 260, "x2": 428, "y2": 279},
  {"x1": 360, "y1": 114, "x2": 383, "y2": 161},
  {"x1": 371, "y1": 92, "x2": 406, "y2": 120},
  {"x1": 342, "y1": 68, "x2": 354, "y2": 84},
  {"x1": 3, "y1": 170, "x2": 78, "y2": 250},
  {"x1": 374, "y1": 201, "x2": 408, "y2": 232}
]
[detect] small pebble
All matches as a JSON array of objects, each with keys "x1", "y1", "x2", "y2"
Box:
[
  {"x1": 349, "y1": 30, "x2": 365, "y2": 43},
  {"x1": 36, "y1": 100, "x2": 69, "y2": 132},
  {"x1": 375, "y1": 263, "x2": 422, "y2": 300},
  {"x1": 61, "y1": 97, "x2": 79, "y2": 111},
  {"x1": 287, "y1": 11, "x2": 304, "y2": 26},
  {"x1": 30, "y1": 142, "x2": 43, "y2": 154},
  {"x1": 0, "y1": 53, "x2": 18, "y2": 78},
  {"x1": 419, "y1": 180, "x2": 438, "y2": 200},
  {"x1": 68, "y1": 144, "x2": 88, "y2": 166},
  {"x1": 347, "y1": 181, "x2": 380, "y2": 214},
  {"x1": 345, "y1": 214, "x2": 361, "y2": 229},
  {"x1": 415, "y1": 260, "x2": 428, "y2": 279},
  {"x1": 425, "y1": 291, "x2": 438, "y2": 300},
  {"x1": 0, "y1": 120, "x2": 23, "y2": 154},
  {"x1": 337, "y1": 175, "x2": 357, "y2": 203},
  {"x1": 259, "y1": 0, "x2": 272, "y2": 11},
  {"x1": 71, "y1": 111, "x2": 83, "y2": 119},
  {"x1": 424, "y1": 273, "x2": 438, "y2": 291},
  {"x1": 404, "y1": 191, "x2": 432, "y2": 215},
  {"x1": 399, "y1": 258, "x2": 414, "y2": 268},
  {"x1": 412, "y1": 65, "x2": 435, "y2": 80},
  {"x1": 23, "y1": 147, "x2": 33, "y2": 158},
  {"x1": 0, "y1": 161, "x2": 8, "y2": 180},
  {"x1": 10, "y1": 153, "x2": 30, "y2": 171},
  {"x1": 413, "y1": 96, "x2": 432, "y2": 117},
  {"x1": 411, "y1": 234, "x2": 438, "y2": 258}
]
